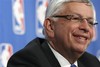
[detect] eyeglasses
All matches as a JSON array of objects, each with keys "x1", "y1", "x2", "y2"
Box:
[{"x1": 52, "y1": 14, "x2": 98, "y2": 27}]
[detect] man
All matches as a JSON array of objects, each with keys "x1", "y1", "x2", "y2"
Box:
[{"x1": 7, "y1": 0, "x2": 100, "y2": 67}]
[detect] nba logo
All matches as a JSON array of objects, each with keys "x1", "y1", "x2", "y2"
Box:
[
  {"x1": 12, "y1": 0, "x2": 25, "y2": 35},
  {"x1": 36, "y1": 0, "x2": 49, "y2": 38},
  {"x1": 0, "y1": 43, "x2": 13, "y2": 67}
]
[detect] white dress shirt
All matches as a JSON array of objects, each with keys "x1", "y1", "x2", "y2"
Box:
[{"x1": 49, "y1": 44, "x2": 78, "y2": 67}]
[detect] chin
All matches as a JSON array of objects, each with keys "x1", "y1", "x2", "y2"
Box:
[{"x1": 73, "y1": 46, "x2": 87, "y2": 54}]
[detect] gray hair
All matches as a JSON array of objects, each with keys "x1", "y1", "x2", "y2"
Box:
[
  {"x1": 43, "y1": 0, "x2": 96, "y2": 38},
  {"x1": 45, "y1": 0, "x2": 96, "y2": 19}
]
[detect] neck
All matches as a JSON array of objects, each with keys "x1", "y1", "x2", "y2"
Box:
[{"x1": 49, "y1": 41, "x2": 83, "y2": 64}]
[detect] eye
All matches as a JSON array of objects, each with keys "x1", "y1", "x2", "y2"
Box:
[
  {"x1": 88, "y1": 21, "x2": 94, "y2": 26},
  {"x1": 87, "y1": 18, "x2": 94, "y2": 26},
  {"x1": 72, "y1": 17, "x2": 81, "y2": 21},
  {"x1": 65, "y1": 15, "x2": 73, "y2": 20}
]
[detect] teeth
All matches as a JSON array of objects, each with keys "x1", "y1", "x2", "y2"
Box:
[
  {"x1": 73, "y1": 35, "x2": 88, "y2": 44},
  {"x1": 79, "y1": 37, "x2": 84, "y2": 39},
  {"x1": 79, "y1": 36, "x2": 86, "y2": 40}
]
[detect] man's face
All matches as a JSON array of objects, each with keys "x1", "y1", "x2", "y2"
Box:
[{"x1": 45, "y1": 2, "x2": 95, "y2": 54}]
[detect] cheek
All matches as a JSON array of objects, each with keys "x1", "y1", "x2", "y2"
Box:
[
  {"x1": 53, "y1": 21, "x2": 77, "y2": 40},
  {"x1": 92, "y1": 28, "x2": 96, "y2": 39},
  {"x1": 89, "y1": 28, "x2": 94, "y2": 41},
  {"x1": 54, "y1": 25, "x2": 73, "y2": 44},
  {"x1": 53, "y1": 24, "x2": 67, "y2": 39},
  {"x1": 54, "y1": 24, "x2": 70, "y2": 35}
]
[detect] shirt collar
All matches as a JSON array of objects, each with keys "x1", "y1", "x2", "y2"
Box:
[{"x1": 48, "y1": 44, "x2": 78, "y2": 67}]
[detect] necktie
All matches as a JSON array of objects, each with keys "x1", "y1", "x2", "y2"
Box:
[{"x1": 70, "y1": 64, "x2": 77, "y2": 67}]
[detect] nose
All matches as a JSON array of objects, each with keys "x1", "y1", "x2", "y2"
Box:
[{"x1": 79, "y1": 19, "x2": 90, "y2": 33}]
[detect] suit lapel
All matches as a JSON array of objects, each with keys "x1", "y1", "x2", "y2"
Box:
[
  {"x1": 78, "y1": 60, "x2": 86, "y2": 67},
  {"x1": 41, "y1": 41, "x2": 61, "y2": 67}
]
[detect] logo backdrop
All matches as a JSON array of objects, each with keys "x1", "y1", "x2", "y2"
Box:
[{"x1": 0, "y1": 0, "x2": 100, "y2": 67}]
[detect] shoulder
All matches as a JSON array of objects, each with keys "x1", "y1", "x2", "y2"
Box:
[
  {"x1": 13, "y1": 37, "x2": 46, "y2": 56},
  {"x1": 10, "y1": 37, "x2": 46, "y2": 58},
  {"x1": 79, "y1": 52, "x2": 100, "y2": 67},
  {"x1": 79, "y1": 52, "x2": 99, "y2": 61},
  {"x1": 7, "y1": 37, "x2": 47, "y2": 67},
  {"x1": 25, "y1": 37, "x2": 46, "y2": 49}
]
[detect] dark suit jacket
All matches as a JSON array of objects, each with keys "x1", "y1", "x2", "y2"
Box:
[{"x1": 7, "y1": 37, "x2": 100, "y2": 67}]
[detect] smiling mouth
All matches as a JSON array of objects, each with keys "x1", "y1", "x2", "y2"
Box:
[{"x1": 73, "y1": 34, "x2": 89, "y2": 44}]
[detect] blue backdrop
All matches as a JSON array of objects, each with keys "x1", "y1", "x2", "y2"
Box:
[{"x1": 0, "y1": 0, "x2": 99, "y2": 67}]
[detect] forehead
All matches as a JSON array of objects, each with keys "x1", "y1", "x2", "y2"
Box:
[{"x1": 57, "y1": 2, "x2": 94, "y2": 17}]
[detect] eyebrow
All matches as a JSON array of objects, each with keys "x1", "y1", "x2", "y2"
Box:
[{"x1": 71, "y1": 13, "x2": 94, "y2": 19}]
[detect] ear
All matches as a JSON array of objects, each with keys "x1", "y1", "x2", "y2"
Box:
[{"x1": 43, "y1": 18, "x2": 54, "y2": 38}]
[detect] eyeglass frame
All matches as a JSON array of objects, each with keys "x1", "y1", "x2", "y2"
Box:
[{"x1": 51, "y1": 14, "x2": 98, "y2": 27}]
